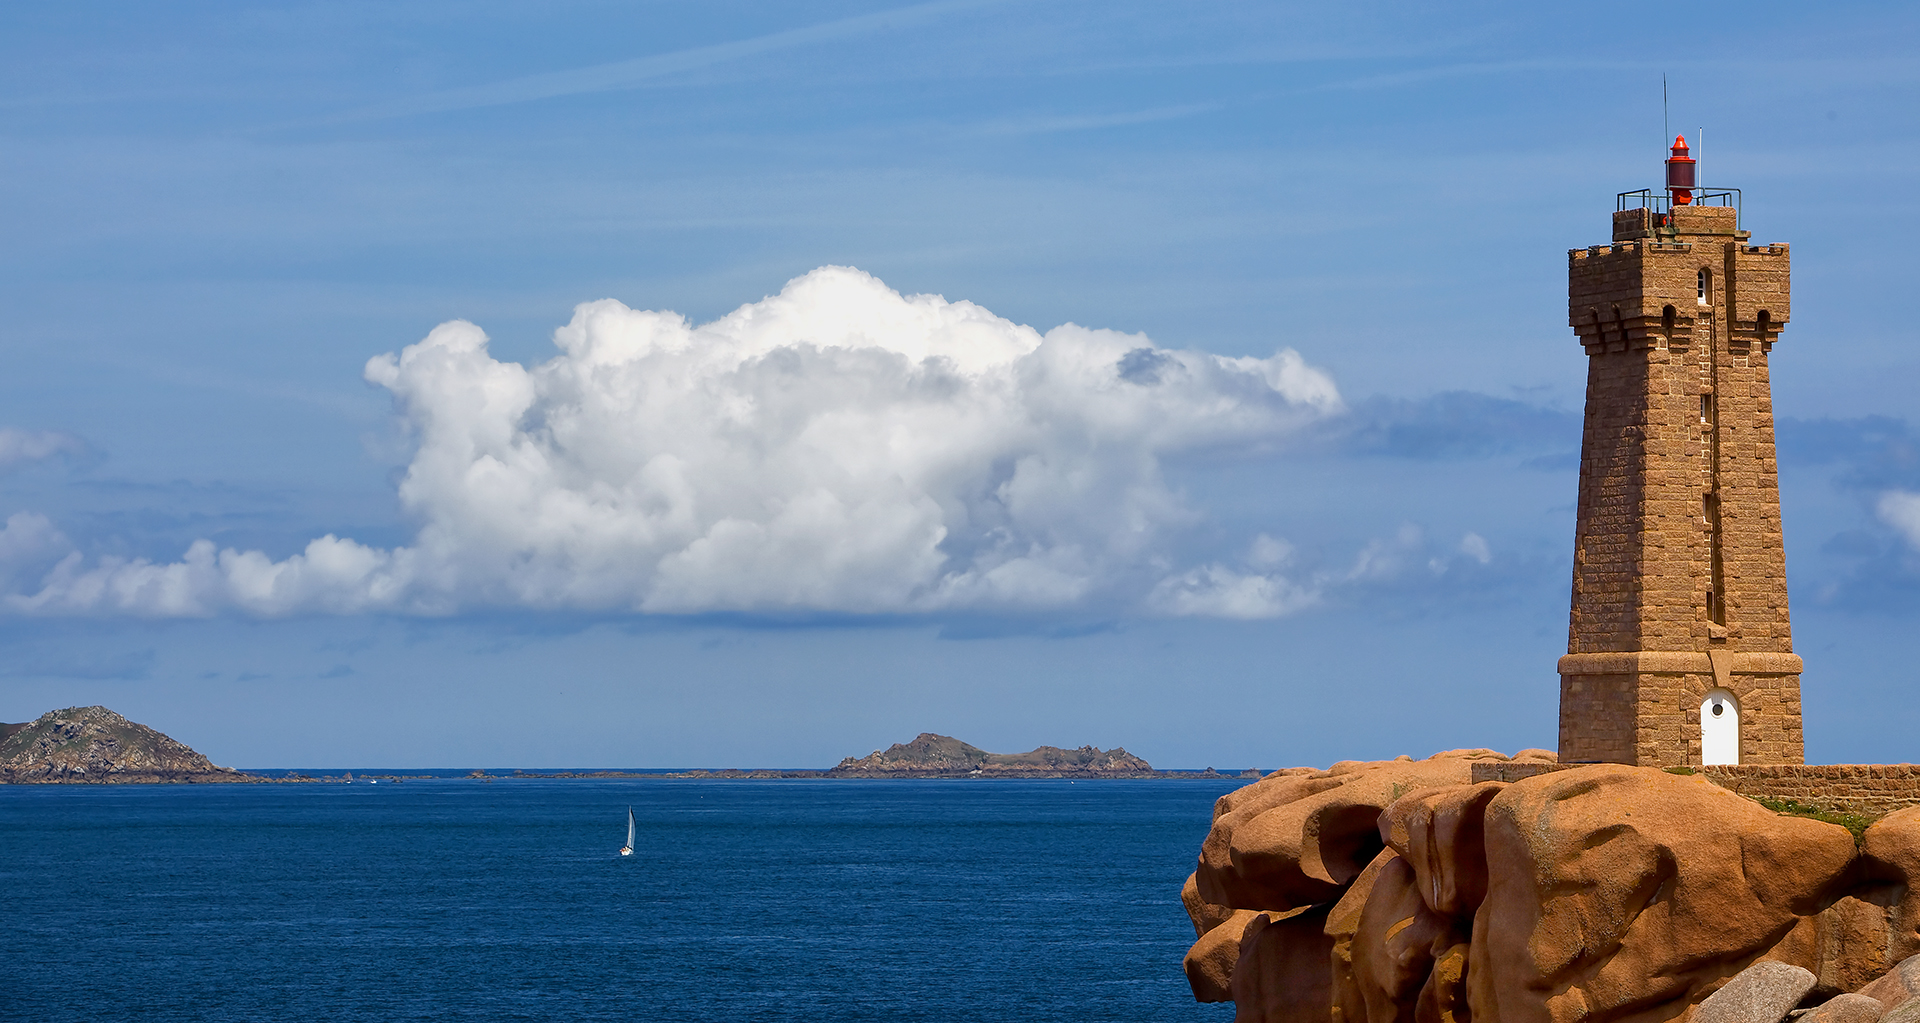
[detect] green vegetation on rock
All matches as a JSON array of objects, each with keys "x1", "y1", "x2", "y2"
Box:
[{"x1": 1751, "y1": 796, "x2": 1883, "y2": 842}]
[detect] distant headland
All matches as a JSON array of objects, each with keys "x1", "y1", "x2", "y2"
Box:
[
  {"x1": 0, "y1": 706, "x2": 251, "y2": 784},
  {"x1": 0, "y1": 709, "x2": 1256, "y2": 783}
]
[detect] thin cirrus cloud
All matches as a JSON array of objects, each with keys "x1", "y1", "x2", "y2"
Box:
[
  {"x1": 326, "y1": 0, "x2": 1004, "y2": 124},
  {"x1": 0, "y1": 266, "x2": 1345, "y2": 619},
  {"x1": 0, "y1": 428, "x2": 89, "y2": 472}
]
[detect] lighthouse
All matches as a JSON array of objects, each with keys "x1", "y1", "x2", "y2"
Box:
[{"x1": 1557, "y1": 140, "x2": 1804, "y2": 767}]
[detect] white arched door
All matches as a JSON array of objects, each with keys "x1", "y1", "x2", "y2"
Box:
[{"x1": 1701, "y1": 690, "x2": 1740, "y2": 765}]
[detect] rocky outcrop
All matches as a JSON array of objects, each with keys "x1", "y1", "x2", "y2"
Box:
[
  {"x1": 828, "y1": 732, "x2": 1156, "y2": 778},
  {"x1": 0, "y1": 706, "x2": 251, "y2": 783},
  {"x1": 1182, "y1": 753, "x2": 1920, "y2": 1023},
  {"x1": 1474, "y1": 766, "x2": 1856, "y2": 1023}
]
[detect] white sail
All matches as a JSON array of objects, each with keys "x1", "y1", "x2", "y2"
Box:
[{"x1": 625, "y1": 807, "x2": 636, "y2": 849}]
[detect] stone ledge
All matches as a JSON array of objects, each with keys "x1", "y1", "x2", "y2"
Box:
[
  {"x1": 1707, "y1": 764, "x2": 1920, "y2": 779},
  {"x1": 1558, "y1": 651, "x2": 1804, "y2": 675},
  {"x1": 1469, "y1": 762, "x2": 1920, "y2": 814},
  {"x1": 1471, "y1": 762, "x2": 1573, "y2": 783},
  {"x1": 1702, "y1": 765, "x2": 1920, "y2": 814}
]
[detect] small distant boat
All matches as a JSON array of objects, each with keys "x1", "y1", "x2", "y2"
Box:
[{"x1": 618, "y1": 806, "x2": 635, "y2": 857}]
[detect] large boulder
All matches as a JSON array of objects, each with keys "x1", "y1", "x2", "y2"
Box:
[
  {"x1": 1768, "y1": 895, "x2": 1903, "y2": 1000},
  {"x1": 1802, "y1": 992, "x2": 1889, "y2": 1023},
  {"x1": 1329, "y1": 850, "x2": 1402, "y2": 1023},
  {"x1": 1184, "y1": 871, "x2": 1236, "y2": 938},
  {"x1": 1188, "y1": 757, "x2": 1880, "y2": 1023},
  {"x1": 1231, "y1": 904, "x2": 1336, "y2": 1023},
  {"x1": 1754, "y1": 809, "x2": 1920, "y2": 999},
  {"x1": 1186, "y1": 909, "x2": 1268, "y2": 1002},
  {"x1": 1856, "y1": 952, "x2": 1920, "y2": 1011},
  {"x1": 1467, "y1": 766, "x2": 1858, "y2": 1023},
  {"x1": 1211, "y1": 766, "x2": 1326, "y2": 822},
  {"x1": 1323, "y1": 784, "x2": 1504, "y2": 1023},
  {"x1": 1196, "y1": 756, "x2": 1487, "y2": 914},
  {"x1": 1189, "y1": 754, "x2": 1527, "y2": 1016},
  {"x1": 1378, "y1": 781, "x2": 1507, "y2": 920},
  {"x1": 1421, "y1": 940, "x2": 1473, "y2": 1023},
  {"x1": 1347, "y1": 853, "x2": 1459, "y2": 1023},
  {"x1": 1195, "y1": 770, "x2": 1353, "y2": 910},
  {"x1": 1692, "y1": 961, "x2": 1817, "y2": 1023},
  {"x1": 1863, "y1": 810, "x2": 1920, "y2": 969}
]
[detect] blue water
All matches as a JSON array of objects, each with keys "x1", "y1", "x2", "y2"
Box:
[{"x1": 2, "y1": 779, "x2": 1241, "y2": 1022}]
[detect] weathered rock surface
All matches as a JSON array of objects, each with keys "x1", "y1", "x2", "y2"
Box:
[
  {"x1": 1196, "y1": 753, "x2": 1507, "y2": 914},
  {"x1": 1379, "y1": 780, "x2": 1505, "y2": 920},
  {"x1": 1184, "y1": 872, "x2": 1236, "y2": 939},
  {"x1": 1760, "y1": 809, "x2": 1920, "y2": 1001},
  {"x1": 1858, "y1": 953, "x2": 1920, "y2": 1010},
  {"x1": 1803, "y1": 992, "x2": 1890, "y2": 1023},
  {"x1": 1886, "y1": 996, "x2": 1920, "y2": 1023},
  {"x1": 0, "y1": 706, "x2": 250, "y2": 783},
  {"x1": 1691, "y1": 961, "x2": 1817, "y2": 1023},
  {"x1": 827, "y1": 732, "x2": 1155, "y2": 777},
  {"x1": 1472, "y1": 767, "x2": 1854, "y2": 1023},
  {"x1": 1185, "y1": 909, "x2": 1266, "y2": 1002},
  {"x1": 1231, "y1": 905, "x2": 1334, "y2": 1023},
  {"x1": 1348, "y1": 852, "x2": 1454, "y2": 1023},
  {"x1": 1772, "y1": 894, "x2": 1902, "y2": 1000},
  {"x1": 1186, "y1": 751, "x2": 1532, "y2": 1010},
  {"x1": 1864, "y1": 811, "x2": 1920, "y2": 968},
  {"x1": 1327, "y1": 850, "x2": 1398, "y2": 1023},
  {"x1": 1183, "y1": 754, "x2": 1920, "y2": 1023}
]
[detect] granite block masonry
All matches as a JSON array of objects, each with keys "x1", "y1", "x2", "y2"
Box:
[{"x1": 1560, "y1": 164, "x2": 1802, "y2": 767}]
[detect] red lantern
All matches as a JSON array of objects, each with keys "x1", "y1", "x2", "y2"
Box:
[{"x1": 1666, "y1": 134, "x2": 1696, "y2": 206}]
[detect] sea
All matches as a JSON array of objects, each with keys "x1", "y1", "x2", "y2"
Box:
[{"x1": 2, "y1": 776, "x2": 1245, "y2": 1022}]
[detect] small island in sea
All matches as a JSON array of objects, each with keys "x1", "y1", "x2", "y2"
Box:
[
  {"x1": 0, "y1": 708, "x2": 1258, "y2": 783},
  {"x1": 0, "y1": 705, "x2": 251, "y2": 784},
  {"x1": 825, "y1": 731, "x2": 1161, "y2": 778}
]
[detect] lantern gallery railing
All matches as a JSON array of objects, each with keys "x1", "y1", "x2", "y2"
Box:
[{"x1": 1617, "y1": 186, "x2": 1743, "y2": 226}]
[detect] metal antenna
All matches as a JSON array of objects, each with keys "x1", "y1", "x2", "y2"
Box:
[{"x1": 1663, "y1": 74, "x2": 1669, "y2": 147}]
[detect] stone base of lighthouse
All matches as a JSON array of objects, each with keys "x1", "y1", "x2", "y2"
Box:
[{"x1": 1558, "y1": 652, "x2": 1804, "y2": 766}]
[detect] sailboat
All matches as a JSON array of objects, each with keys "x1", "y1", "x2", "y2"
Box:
[{"x1": 618, "y1": 806, "x2": 635, "y2": 857}]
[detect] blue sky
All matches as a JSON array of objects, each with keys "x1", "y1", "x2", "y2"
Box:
[{"x1": 1, "y1": 1, "x2": 1916, "y2": 768}]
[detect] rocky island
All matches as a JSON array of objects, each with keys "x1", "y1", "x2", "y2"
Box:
[
  {"x1": 827, "y1": 732, "x2": 1159, "y2": 778},
  {"x1": 0, "y1": 705, "x2": 251, "y2": 784}
]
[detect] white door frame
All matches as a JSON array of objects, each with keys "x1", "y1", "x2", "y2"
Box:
[{"x1": 1701, "y1": 689, "x2": 1740, "y2": 765}]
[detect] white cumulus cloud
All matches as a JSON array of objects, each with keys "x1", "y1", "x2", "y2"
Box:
[
  {"x1": 1880, "y1": 490, "x2": 1920, "y2": 552},
  {"x1": 3, "y1": 267, "x2": 1343, "y2": 618},
  {"x1": 0, "y1": 512, "x2": 70, "y2": 594},
  {"x1": 1457, "y1": 532, "x2": 1491, "y2": 565},
  {"x1": 1149, "y1": 564, "x2": 1319, "y2": 620}
]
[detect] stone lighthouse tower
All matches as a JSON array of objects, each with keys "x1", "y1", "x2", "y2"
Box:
[{"x1": 1558, "y1": 136, "x2": 1804, "y2": 767}]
